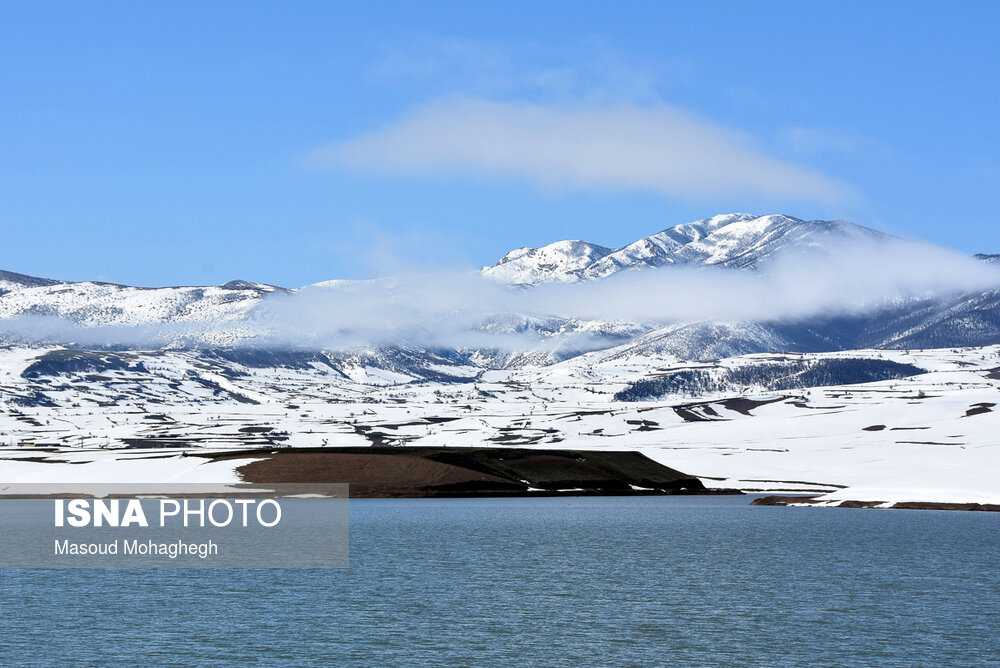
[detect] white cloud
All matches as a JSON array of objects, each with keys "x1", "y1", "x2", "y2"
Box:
[
  {"x1": 314, "y1": 98, "x2": 851, "y2": 204},
  {"x1": 246, "y1": 235, "x2": 1000, "y2": 350},
  {"x1": 3, "y1": 235, "x2": 998, "y2": 351}
]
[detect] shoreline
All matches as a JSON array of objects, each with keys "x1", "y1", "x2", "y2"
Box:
[
  {"x1": 751, "y1": 495, "x2": 1000, "y2": 512},
  {"x1": 3, "y1": 446, "x2": 992, "y2": 508}
]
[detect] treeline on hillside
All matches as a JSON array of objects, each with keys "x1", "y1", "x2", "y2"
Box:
[{"x1": 613, "y1": 358, "x2": 925, "y2": 402}]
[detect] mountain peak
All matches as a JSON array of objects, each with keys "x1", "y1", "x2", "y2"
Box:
[
  {"x1": 484, "y1": 239, "x2": 614, "y2": 284},
  {"x1": 0, "y1": 269, "x2": 62, "y2": 290},
  {"x1": 483, "y1": 213, "x2": 888, "y2": 284},
  {"x1": 218, "y1": 279, "x2": 283, "y2": 292}
]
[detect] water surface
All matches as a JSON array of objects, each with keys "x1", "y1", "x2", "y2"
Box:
[{"x1": 2, "y1": 496, "x2": 998, "y2": 666}]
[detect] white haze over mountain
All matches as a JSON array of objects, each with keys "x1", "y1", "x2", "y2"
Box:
[
  {"x1": 0, "y1": 317, "x2": 230, "y2": 349},
  {"x1": 2, "y1": 215, "x2": 999, "y2": 351},
  {"x1": 253, "y1": 236, "x2": 1000, "y2": 349}
]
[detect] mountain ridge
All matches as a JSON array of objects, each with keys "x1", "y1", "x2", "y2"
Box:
[
  {"x1": 481, "y1": 213, "x2": 892, "y2": 284},
  {"x1": 1, "y1": 213, "x2": 999, "y2": 367}
]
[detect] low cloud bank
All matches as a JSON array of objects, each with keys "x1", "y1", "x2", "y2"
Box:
[
  {"x1": 2, "y1": 236, "x2": 999, "y2": 352},
  {"x1": 0, "y1": 316, "x2": 229, "y2": 349},
  {"x1": 252, "y1": 236, "x2": 1000, "y2": 349}
]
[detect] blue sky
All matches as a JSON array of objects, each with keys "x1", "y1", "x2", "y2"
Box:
[{"x1": 2, "y1": 1, "x2": 999, "y2": 287}]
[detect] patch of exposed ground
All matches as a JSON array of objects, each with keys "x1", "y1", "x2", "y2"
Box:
[
  {"x1": 222, "y1": 447, "x2": 723, "y2": 498},
  {"x1": 751, "y1": 496, "x2": 1000, "y2": 512},
  {"x1": 963, "y1": 402, "x2": 995, "y2": 417}
]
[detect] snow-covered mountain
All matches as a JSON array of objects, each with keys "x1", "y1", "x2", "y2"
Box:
[
  {"x1": 0, "y1": 275, "x2": 283, "y2": 327},
  {"x1": 482, "y1": 213, "x2": 888, "y2": 284},
  {"x1": 2, "y1": 215, "x2": 1000, "y2": 505},
  {"x1": 483, "y1": 240, "x2": 614, "y2": 284},
  {"x1": 0, "y1": 212, "x2": 998, "y2": 365},
  {"x1": 0, "y1": 270, "x2": 61, "y2": 291},
  {"x1": 584, "y1": 288, "x2": 1000, "y2": 362}
]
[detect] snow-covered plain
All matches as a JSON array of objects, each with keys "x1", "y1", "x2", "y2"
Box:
[
  {"x1": 2, "y1": 213, "x2": 999, "y2": 506},
  {"x1": 1, "y1": 344, "x2": 997, "y2": 506}
]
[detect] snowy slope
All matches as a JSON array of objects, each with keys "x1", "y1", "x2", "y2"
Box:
[
  {"x1": 0, "y1": 270, "x2": 61, "y2": 293},
  {"x1": 1, "y1": 213, "x2": 999, "y2": 366},
  {"x1": 2, "y1": 214, "x2": 1000, "y2": 504},
  {"x1": 485, "y1": 240, "x2": 614, "y2": 284},
  {"x1": 0, "y1": 278, "x2": 284, "y2": 326},
  {"x1": 481, "y1": 213, "x2": 888, "y2": 284},
  {"x1": 0, "y1": 344, "x2": 997, "y2": 505}
]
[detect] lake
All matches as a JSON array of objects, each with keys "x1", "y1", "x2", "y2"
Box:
[{"x1": 2, "y1": 496, "x2": 998, "y2": 666}]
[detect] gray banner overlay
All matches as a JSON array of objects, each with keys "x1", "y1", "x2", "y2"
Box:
[{"x1": 0, "y1": 483, "x2": 348, "y2": 568}]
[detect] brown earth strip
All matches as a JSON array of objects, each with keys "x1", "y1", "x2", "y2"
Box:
[
  {"x1": 672, "y1": 406, "x2": 714, "y2": 422},
  {"x1": 895, "y1": 441, "x2": 964, "y2": 446},
  {"x1": 238, "y1": 452, "x2": 522, "y2": 497},
  {"x1": 744, "y1": 478, "x2": 847, "y2": 488},
  {"x1": 963, "y1": 402, "x2": 995, "y2": 417},
  {"x1": 220, "y1": 447, "x2": 728, "y2": 498},
  {"x1": 720, "y1": 396, "x2": 787, "y2": 415},
  {"x1": 752, "y1": 495, "x2": 1000, "y2": 512}
]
